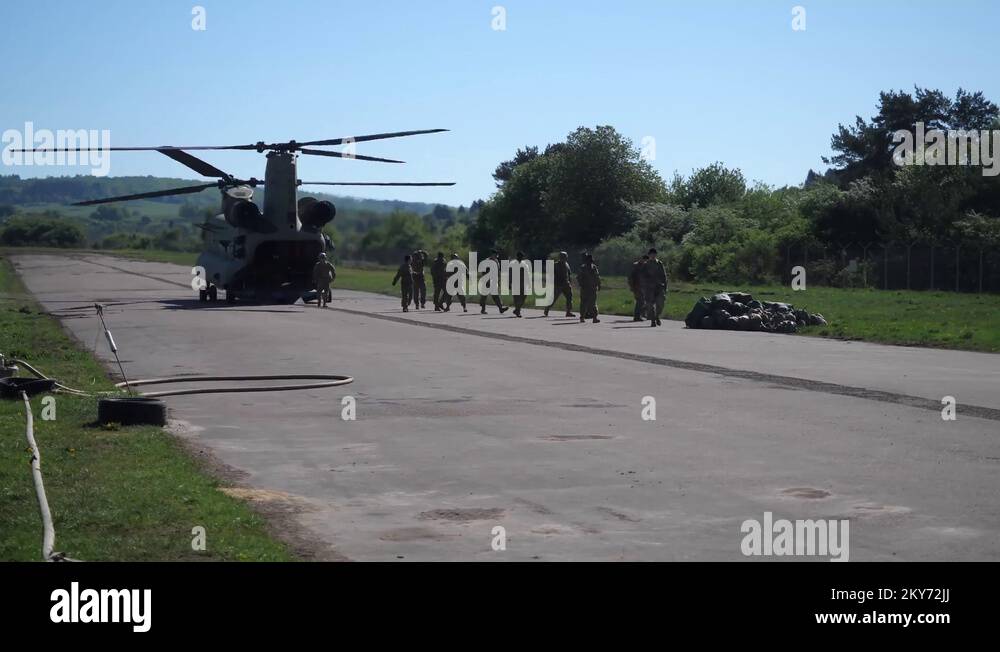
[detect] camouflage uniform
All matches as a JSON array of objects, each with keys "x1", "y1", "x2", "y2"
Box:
[
  {"x1": 511, "y1": 255, "x2": 530, "y2": 317},
  {"x1": 640, "y1": 256, "x2": 668, "y2": 327},
  {"x1": 430, "y1": 254, "x2": 448, "y2": 311},
  {"x1": 628, "y1": 257, "x2": 646, "y2": 321},
  {"x1": 479, "y1": 254, "x2": 507, "y2": 314},
  {"x1": 411, "y1": 250, "x2": 428, "y2": 309},
  {"x1": 577, "y1": 260, "x2": 601, "y2": 323},
  {"x1": 544, "y1": 256, "x2": 574, "y2": 317},
  {"x1": 312, "y1": 258, "x2": 337, "y2": 308},
  {"x1": 392, "y1": 260, "x2": 414, "y2": 311},
  {"x1": 443, "y1": 254, "x2": 467, "y2": 312}
]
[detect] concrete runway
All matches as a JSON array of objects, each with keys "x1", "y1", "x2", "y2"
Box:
[{"x1": 10, "y1": 253, "x2": 1000, "y2": 561}]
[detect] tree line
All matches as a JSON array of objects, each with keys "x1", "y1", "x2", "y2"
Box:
[{"x1": 471, "y1": 87, "x2": 1000, "y2": 284}]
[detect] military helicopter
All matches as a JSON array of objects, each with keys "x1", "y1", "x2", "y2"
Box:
[{"x1": 24, "y1": 129, "x2": 453, "y2": 304}]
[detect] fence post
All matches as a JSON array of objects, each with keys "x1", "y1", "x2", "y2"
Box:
[
  {"x1": 906, "y1": 242, "x2": 912, "y2": 290},
  {"x1": 929, "y1": 245, "x2": 935, "y2": 290},
  {"x1": 883, "y1": 243, "x2": 889, "y2": 290},
  {"x1": 980, "y1": 249, "x2": 984, "y2": 294},
  {"x1": 861, "y1": 243, "x2": 871, "y2": 288},
  {"x1": 955, "y1": 245, "x2": 961, "y2": 292}
]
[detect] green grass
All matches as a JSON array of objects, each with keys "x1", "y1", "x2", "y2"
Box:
[
  {"x1": 334, "y1": 267, "x2": 1000, "y2": 353},
  {"x1": 0, "y1": 245, "x2": 200, "y2": 267},
  {"x1": 0, "y1": 255, "x2": 294, "y2": 561}
]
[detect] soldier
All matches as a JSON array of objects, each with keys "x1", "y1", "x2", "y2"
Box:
[
  {"x1": 511, "y1": 251, "x2": 529, "y2": 318},
  {"x1": 443, "y1": 252, "x2": 467, "y2": 312},
  {"x1": 639, "y1": 247, "x2": 667, "y2": 327},
  {"x1": 312, "y1": 252, "x2": 336, "y2": 308},
  {"x1": 543, "y1": 251, "x2": 575, "y2": 317},
  {"x1": 430, "y1": 251, "x2": 448, "y2": 311},
  {"x1": 577, "y1": 252, "x2": 601, "y2": 323},
  {"x1": 411, "y1": 249, "x2": 428, "y2": 309},
  {"x1": 392, "y1": 254, "x2": 415, "y2": 312},
  {"x1": 479, "y1": 249, "x2": 508, "y2": 314},
  {"x1": 628, "y1": 254, "x2": 649, "y2": 322}
]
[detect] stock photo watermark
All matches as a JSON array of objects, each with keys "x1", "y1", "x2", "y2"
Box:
[
  {"x1": 791, "y1": 6, "x2": 806, "y2": 31},
  {"x1": 191, "y1": 6, "x2": 206, "y2": 31},
  {"x1": 2, "y1": 122, "x2": 111, "y2": 176},
  {"x1": 445, "y1": 253, "x2": 555, "y2": 304},
  {"x1": 892, "y1": 121, "x2": 1000, "y2": 176},
  {"x1": 191, "y1": 526, "x2": 206, "y2": 551},
  {"x1": 741, "y1": 512, "x2": 849, "y2": 562},
  {"x1": 491, "y1": 6, "x2": 507, "y2": 31}
]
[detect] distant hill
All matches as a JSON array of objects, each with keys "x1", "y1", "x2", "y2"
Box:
[
  {"x1": 0, "y1": 174, "x2": 466, "y2": 249},
  {"x1": 0, "y1": 174, "x2": 456, "y2": 216}
]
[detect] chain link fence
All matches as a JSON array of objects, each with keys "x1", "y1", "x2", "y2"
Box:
[{"x1": 782, "y1": 242, "x2": 1000, "y2": 293}]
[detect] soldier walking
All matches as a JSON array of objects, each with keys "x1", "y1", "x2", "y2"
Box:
[
  {"x1": 392, "y1": 254, "x2": 415, "y2": 312},
  {"x1": 577, "y1": 252, "x2": 601, "y2": 323},
  {"x1": 442, "y1": 253, "x2": 467, "y2": 312},
  {"x1": 479, "y1": 250, "x2": 509, "y2": 314},
  {"x1": 543, "y1": 251, "x2": 574, "y2": 317},
  {"x1": 312, "y1": 252, "x2": 336, "y2": 308},
  {"x1": 639, "y1": 248, "x2": 667, "y2": 327},
  {"x1": 411, "y1": 249, "x2": 428, "y2": 309},
  {"x1": 628, "y1": 254, "x2": 648, "y2": 321},
  {"x1": 430, "y1": 251, "x2": 448, "y2": 311}
]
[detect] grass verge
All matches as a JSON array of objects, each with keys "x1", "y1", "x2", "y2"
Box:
[
  {"x1": 335, "y1": 266, "x2": 1000, "y2": 353},
  {"x1": 0, "y1": 254, "x2": 294, "y2": 561}
]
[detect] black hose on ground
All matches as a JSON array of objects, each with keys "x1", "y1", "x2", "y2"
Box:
[{"x1": 11, "y1": 357, "x2": 354, "y2": 424}]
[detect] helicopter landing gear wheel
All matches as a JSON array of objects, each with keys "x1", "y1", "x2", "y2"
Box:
[{"x1": 198, "y1": 288, "x2": 208, "y2": 302}]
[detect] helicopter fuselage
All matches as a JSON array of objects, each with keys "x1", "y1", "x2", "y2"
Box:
[{"x1": 196, "y1": 151, "x2": 333, "y2": 304}]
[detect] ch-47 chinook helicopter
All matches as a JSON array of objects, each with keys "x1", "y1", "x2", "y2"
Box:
[{"x1": 31, "y1": 129, "x2": 454, "y2": 304}]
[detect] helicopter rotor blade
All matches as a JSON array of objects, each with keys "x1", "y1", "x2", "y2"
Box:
[
  {"x1": 157, "y1": 149, "x2": 231, "y2": 179},
  {"x1": 11, "y1": 145, "x2": 255, "y2": 153},
  {"x1": 297, "y1": 148, "x2": 404, "y2": 164},
  {"x1": 72, "y1": 182, "x2": 220, "y2": 206},
  {"x1": 299, "y1": 181, "x2": 456, "y2": 186},
  {"x1": 13, "y1": 129, "x2": 449, "y2": 155},
  {"x1": 297, "y1": 129, "x2": 449, "y2": 148}
]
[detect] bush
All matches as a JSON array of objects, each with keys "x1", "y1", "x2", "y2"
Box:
[
  {"x1": 592, "y1": 233, "x2": 645, "y2": 276},
  {"x1": 100, "y1": 233, "x2": 153, "y2": 250},
  {"x1": 0, "y1": 215, "x2": 86, "y2": 248}
]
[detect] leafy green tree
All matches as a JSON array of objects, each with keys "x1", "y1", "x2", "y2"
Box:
[
  {"x1": 90, "y1": 205, "x2": 130, "y2": 222},
  {"x1": 544, "y1": 126, "x2": 666, "y2": 245},
  {"x1": 473, "y1": 155, "x2": 557, "y2": 257},
  {"x1": 434, "y1": 223, "x2": 469, "y2": 256},
  {"x1": 100, "y1": 232, "x2": 152, "y2": 250},
  {"x1": 824, "y1": 87, "x2": 999, "y2": 184},
  {"x1": 676, "y1": 163, "x2": 747, "y2": 208},
  {"x1": 0, "y1": 215, "x2": 86, "y2": 248},
  {"x1": 627, "y1": 202, "x2": 692, "y2": 245},
  {"x1": 954, "y1": 210, "x2": 1000, "y2": 247},
  {"x1": 493, "y1": 146, "x2": 539, "y2": 187},
  {"x1": 359, "y1": 211, "x2": 432, "y2": 263},
  {"x1": 477, "y1": 126, "x2": 667, "y2": 256}
]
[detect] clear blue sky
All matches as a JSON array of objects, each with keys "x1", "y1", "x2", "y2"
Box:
[{"x1": 2, "y1": 0, "x2": 998, "y2": 206}]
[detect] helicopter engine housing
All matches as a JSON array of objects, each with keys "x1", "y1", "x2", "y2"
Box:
[
  {"x1": 226, "y1": 199, "x2": 268, "y2": 231},
  {"x1": 299, "y1": 199, "x2": 336, "y2": 232}
]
